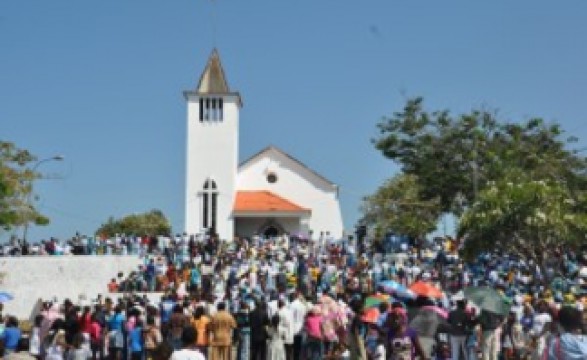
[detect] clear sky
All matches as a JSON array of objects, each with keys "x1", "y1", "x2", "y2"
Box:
[{"x1": 1, "y1": 1, "x2": 586, "y2": 241}]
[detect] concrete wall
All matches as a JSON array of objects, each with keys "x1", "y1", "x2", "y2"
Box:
[{"x1": 0, "y1": 255, "x2": 142, "y2": 320}]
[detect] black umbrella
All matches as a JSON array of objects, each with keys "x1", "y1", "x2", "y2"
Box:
[{"x1": 409, "y1": 307, "x2": 448, "y2": 338}]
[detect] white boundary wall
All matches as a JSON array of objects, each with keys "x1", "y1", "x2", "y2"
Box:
[{"x1": 0, "y1": 255, "x2": 142, "y2": 319}]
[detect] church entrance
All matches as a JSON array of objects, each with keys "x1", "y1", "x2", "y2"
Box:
[
  {"x1": 258, "y1": 220, "x2": 285, "y2": 238},
  {"x1": 263, "y1": 225, "x2": 280, "y2": 238}
]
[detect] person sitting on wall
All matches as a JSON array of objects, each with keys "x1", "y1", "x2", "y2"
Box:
[{"x1": 108, "y1": 278, "x2": 119, "y2": 293}]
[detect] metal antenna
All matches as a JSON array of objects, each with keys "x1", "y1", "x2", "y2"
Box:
[{"x1": 211, "y1": 0, "x2": 218, "y2": 47}]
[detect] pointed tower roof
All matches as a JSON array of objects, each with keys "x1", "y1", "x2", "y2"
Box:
[
  {"x1": 196, "y1": 49, "x2": 230, "y2": 93},
  {"x1": 184, "y1": 49, "x2": 242, "y2": 105}
]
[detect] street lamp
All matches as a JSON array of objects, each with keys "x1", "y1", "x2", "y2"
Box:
[{"x1": 22, "y1": 155, "x2": 64, "y2": 242}]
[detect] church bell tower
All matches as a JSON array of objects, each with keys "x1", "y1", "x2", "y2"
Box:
[{"x1": 184, "y1": 49, "x2": 242, "y2": 240}]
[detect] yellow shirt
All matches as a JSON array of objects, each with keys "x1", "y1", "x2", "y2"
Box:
[
  {"x1": 310, "y1": 267, "x2": 320, "y2": 282},
  {"x1": 192, "y1": 316, "x2": 210, "y2": 347}
]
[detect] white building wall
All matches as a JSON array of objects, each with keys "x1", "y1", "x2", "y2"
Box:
[
  {"x1": 0, "y1": 256, "x2": 142, "y2": 320},
  {"x1": 237, "y1": 149, "x2": 344, "y2": 239},
  {"x1": 185, "y1": 94, "x2": 239, "y2": 240}
]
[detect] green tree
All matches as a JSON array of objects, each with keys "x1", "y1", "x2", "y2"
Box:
[
  {"x1": 96, "y1": 209, "x2": 172, "y2": 238},
  {"x1": 458, "y1": 170, "x2": 587, "y2": 274},
  {"x1": 373, "y1": 97, "x2": 587, "y2": 214},
  {"x1": 0, "y1": 141, "x2": 49, "y2": 231},
  {"x1": 361, "y1": 174, "x2": 441, "y2": 240}
]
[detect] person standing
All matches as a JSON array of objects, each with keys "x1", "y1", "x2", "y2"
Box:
[
  {"x1": 501, "y1": 311, "x2": 525, "y2": 360},
  {"x1": 479, "y1": 310, "x2": 502, "y2": 360},
  {"x1": 277, "y1": 299, "x2": 294, "y2": 360},
  {"x1": 143, "y1": 316, "x2": 162, "y2": 360},
  {"x1": 249, "y1": 301, "x2": 270, "y2": 360},
  {"x1": 304, "y1": 306, "x2": 324, "y2": 360},
  {"x1": 191, "y1": 306, "x2": 210, "y2": 357},
  {"x1": 170, "y1": 327, "x2": 206, "y2": 360},
  {"x1": 208, "y1": 302, "x2": 237, "y2": 360},
  {"x1": 235, "y1": 302, "x2": 251, "y2": 360},
  {"x1": 386, "y1": 307, "x2": 428, "y2": 360},
  {"x1": 544, "y1": 306, "x2": 587, "y2": 359},
  {"x1": 289, "y1": 293, "x2": 308, "y2": 360},
  {"x1": 170, "y1": 304, "x2": 191, "y2": 350},
  {"x1": 448, "y1": 300, "x2": 469, "y2": 360},
  {"x1": 29, "y1": 315, "x2": 43, "y2": 358},
  {"x1": 107, "y1": 306, "x2": 125, "y2": 360},
  {"x1": 88, "y1": 313, "x2": 103, "y2": 360},
  {"x1": 267, "y1": 315, "x2": 286, "y2": 360},
  {"x1": 128, "y1": 320, "x2": 144, "y2": 360}
]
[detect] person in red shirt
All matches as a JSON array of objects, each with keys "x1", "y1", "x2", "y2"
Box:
[
  {"x1": 88, "y1": 313, "x2": 102, "y2": 359},
  {"x1": 166, "y1": 262, "x2": 177, "y2": 285},
  {"x1": 108, "y1": 278, "x2": 119, "y2": 293},
  {"x1": 79, "y1": 306, "x2": 93, "y2": 334}
]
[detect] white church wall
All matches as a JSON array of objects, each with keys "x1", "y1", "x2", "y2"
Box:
[
  {"x1": 185, "y1": 94, "x2": 240, "y2": 240},
  {"x1": 237, "y1": 149, "x2": 344, "y2": 239},
  {"x1": 0, "y1": 255, "x2": 142, "y2": 320}
]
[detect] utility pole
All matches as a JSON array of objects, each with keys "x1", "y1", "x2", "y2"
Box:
[
  {"x1": 22, "y1": 155, "x2": 64, "y2": 242},
  {"x1": 472, "y1": 136, "x2": 479, "y2": 200}
]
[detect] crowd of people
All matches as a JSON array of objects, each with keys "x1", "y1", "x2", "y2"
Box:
[
  {"x1": 2, "y1": 231, "x2": 587, "y2": 360},
  {"x1": 0, "y1": 233, "x2": 166, "y2": 257}
]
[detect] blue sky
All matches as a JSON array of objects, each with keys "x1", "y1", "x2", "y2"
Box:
[{"x1": 1, "y1": 1, "x2": 587, "y2": 241}]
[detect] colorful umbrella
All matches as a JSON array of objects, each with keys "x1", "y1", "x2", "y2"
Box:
[
  {"x1": 409, "y1": 281, "x2": 443, "y2": 299},
  {"x1": 378, "y1": 280, "x2": 415, "y2": 299},
  {"x1": 463, "y1": 287, "x2": 511, "y2": 316},
  {"x1": 361, "y1": 307, "x2": 380, "y2": 324},
  {"x1": 364, "y1": 294, "x2": 390, "y2": 308},
  {"x1": 0, "y1": 292, "x2": 14, "y2": 303}
]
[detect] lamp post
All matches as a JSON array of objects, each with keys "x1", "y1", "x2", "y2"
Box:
[{"x1": 22, "y1": 155, "x2": 64, "y2": 242}]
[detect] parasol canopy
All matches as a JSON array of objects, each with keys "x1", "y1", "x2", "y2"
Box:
[
  {"x1": 364, "y1": 294, "x2": 390, "y2": 308},
  {"x1": 378, "y1": 280, "x2": 414, "y2": 298},
  {"x1": 361, "y1": 307, "x2": 380, "y2": 324},
  {"x1": 409, "y1": 281, "x2": 443, "y2": 299},
  {"x1": 409, "y1": 306, "x2": 448, "y2": 338},
  {"x1": 464, "y1": 287, "x2": 511, "y2": 316}
]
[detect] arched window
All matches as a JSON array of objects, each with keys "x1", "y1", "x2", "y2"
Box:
[{"x1": 202, "y1": 179, "x2": 218, "y2": 232}]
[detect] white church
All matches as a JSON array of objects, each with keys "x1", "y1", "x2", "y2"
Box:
[{"x1": 184, "y1": 50, "x2": 344, "y2": 240}]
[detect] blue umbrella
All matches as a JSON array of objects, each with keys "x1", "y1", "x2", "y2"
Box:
[
  {"x1": 0, "y1": 292, "x2": 14, "y2": 303},
  {"x1": 378, "y1": 280, "x2": 414, "y2": 298}
]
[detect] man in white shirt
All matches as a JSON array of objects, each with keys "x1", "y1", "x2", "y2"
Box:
[
  {"x1": 289, "y1": 292, "x2": 308, "y2": 360},
  {"x1": 267, "y1": 295, "x2": 279, "y2": 319},
  {"x1": 278, "y1": 299, "x2": 295, "y2": 360}
]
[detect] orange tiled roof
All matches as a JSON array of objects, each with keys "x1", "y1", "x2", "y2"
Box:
[{"x1": 234, "y1": 191, "x2": 309, "y2": 213}]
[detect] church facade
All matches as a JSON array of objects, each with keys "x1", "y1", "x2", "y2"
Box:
[{"x1": 185, "y1": 50, "x2": 344, "y2": 240}]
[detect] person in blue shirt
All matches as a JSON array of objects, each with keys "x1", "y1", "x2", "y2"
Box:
[
  {"x1": 160, "y1": 295, "x2": 175, "y2": 340},
  {"x1": 190, "y1": 265, "x2": 201, "y2": 291},
  {"x1": 146, "y1": 259, "x2": 157, "y2": 291},
  {"x1": 107, "y1": 306, "x2": 126, "y2": 360},
  {"x1": 1, "y1": 316, "x2": 21, "y2": 355},
  {"x1": 129, "y1": 320, "x2": 144, "y2": 360}
]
